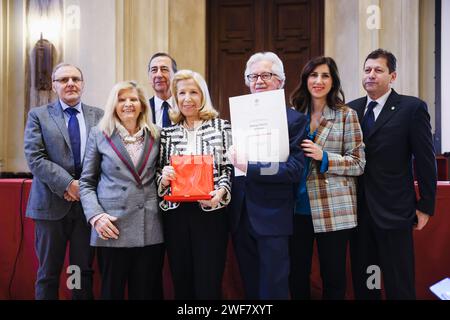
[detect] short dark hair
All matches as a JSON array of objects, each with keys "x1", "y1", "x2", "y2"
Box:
[
  {"x1": 147, "y1": 52, "x2": 178, "y2": 73},
  {"x1": 290, "y1": 56, "x2": 345, "y2": 113},
  {"x1": 364, "y1": 48, "x2": 397, "y2": 73}
]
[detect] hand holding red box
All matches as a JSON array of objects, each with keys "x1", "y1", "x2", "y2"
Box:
[{"x1": 163, "y1": 155, "x2": 214, "y2": 202}]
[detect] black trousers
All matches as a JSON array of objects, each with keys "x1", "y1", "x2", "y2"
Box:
[
  {"x1": 350, "y1": 202, "x2": 416, "y2": 300},
  {"x1": 97, "y1": 243, "x2": 164, "y2": 300},
  {"x1": 163, "y1": 203, "x2": 228, "y2": 300},
  {"x1": 289, "y1": 214, "x2": 351, "y2": 300},
  {"x1": 34, "y1": 204, "x2": 94, "y2": 300}
]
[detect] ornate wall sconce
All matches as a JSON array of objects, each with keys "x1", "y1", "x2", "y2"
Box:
[
  {"x1": 25, "y1": 0, "x2": 63, "y2": 114},
  {"x1": 34, "y1": 33, "x2": 54, "y2": 91}
]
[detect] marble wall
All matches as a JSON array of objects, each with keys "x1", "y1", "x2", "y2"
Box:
[
  {"x1": 324, "y1": 0, "x2": 435, "y2": 130},
  {"x1": 169, "y1": 0, "x2": 206, "y2": 78},
  {"x1": 1, "y1": 0, "x2": 27, "y2": 172},
  {"x1": 115, "y1": 0, "x2": 205, "y2": 99}
]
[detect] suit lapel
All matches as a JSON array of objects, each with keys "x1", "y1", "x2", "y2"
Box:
[
  {"x1": 314, "y1": 106, "x2": 335, "y2": 148},
  {"x1": 107, "y1": 129, "x2": 155, "y2": 184},
  {"x1": 367, "y1": 90, "x2": 401, "y2": 139},
  {"x1": 104, "y1": 130, "x2": 145, "y2": 185},
  {"x1": 48, "y1": 101, "x2": 72, "y2": 150},
  {"x1": 136, "y1": 129, "x2": 154, "y2": 175},
  {"x1": 150, "y1": 97, "x2": 156, "y2": 124},
  {"x1": 82, "y1": 104, "x2": 96, "y2": 132},
  {"x1": 354, "y1": 98, "x2": 367, "y2": 123},
  {"x1": 110, "y1": 130, "x2": 138, "y2": 172}
]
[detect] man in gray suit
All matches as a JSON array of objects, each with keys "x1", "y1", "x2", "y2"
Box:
[{"x1": 24, "y1": 63, "x2": 104, "y2": 299}]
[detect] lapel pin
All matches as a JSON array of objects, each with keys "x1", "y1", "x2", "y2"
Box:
[{"x1": 391, "y1": 106, "x2": 396, "y2": 110}]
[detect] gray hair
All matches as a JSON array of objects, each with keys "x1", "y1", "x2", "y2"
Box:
[
  {"x1": 244, "y1": 52, "x2": 285, "y2": 88},
  {"x1": 52, "y1": 63, "x2": 84, "y2": 81}
]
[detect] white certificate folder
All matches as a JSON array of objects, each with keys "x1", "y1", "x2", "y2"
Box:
[
  {"x1": 430, "y1": 277, "x2": 450, "y2": 300},
  {"x1": 229, "y1": 89, "x2": 289, "y2": 173}
]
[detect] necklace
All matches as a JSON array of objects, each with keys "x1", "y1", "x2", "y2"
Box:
[
  {"x1": 183, "y1": 121, "x2": 198, "y2": 131},
  {"x1": 122, "y1": 135, "x2": 144, "y2": 144}
]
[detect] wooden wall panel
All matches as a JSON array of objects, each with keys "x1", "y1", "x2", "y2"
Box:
[{"x1": 207, "y1": 0, "x2": 324, "y2": 119}]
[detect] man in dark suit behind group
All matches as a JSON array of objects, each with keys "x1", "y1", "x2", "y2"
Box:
[
  {"x1": 349, "y1": 49, "x2": 437, "y2": 300},
  {"x1": 146, "y1": 52, "x2": 178, "y2": 299},
  {"x1": 147, "y1": 52, "x2": 177, "y2": 128},
  {"x1": 24, "y1": 63, "x2": 104, "y2": 299}
]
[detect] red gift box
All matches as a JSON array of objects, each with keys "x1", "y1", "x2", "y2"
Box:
[{"x1": 164, "y1": 155, "x2": 214, "y2": 202}]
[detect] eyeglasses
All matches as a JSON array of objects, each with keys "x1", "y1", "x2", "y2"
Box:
[
  {"x1": 53, "y1": 77, "x2": 83, "y2": 84},
  {"x1": 246, "y1": 72, "x2": 274, "y2": 82}
]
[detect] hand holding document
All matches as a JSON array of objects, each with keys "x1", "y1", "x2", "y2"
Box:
[
  {"x1": 227, "y1": 145, "x2": 247, "y2": 176},
  {"x1": 229, "y1": 89, "x2": 289, "y2": 176}
]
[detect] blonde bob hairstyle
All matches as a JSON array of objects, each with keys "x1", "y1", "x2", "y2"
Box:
[
  {"x1": 170, "y1": 69, "x2": 219, "y2": 124},
  {"x1": 97, "y1": 81, "x2": 159, "y2": 139}
]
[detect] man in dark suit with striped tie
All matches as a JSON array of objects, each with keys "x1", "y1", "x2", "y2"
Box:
[
  {"x1": 24, "y1": 63, "x2": 104, "y2": 299},
  {"x1": 349, "y1": 49, "x2": 437, "y2": 300},
  {"x1": 147, "y1": 52, "x2": 178, "y2": 128}
]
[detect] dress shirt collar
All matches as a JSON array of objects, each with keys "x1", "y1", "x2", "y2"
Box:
[
  {"x1": 60, "y1": 99, "x2": 82, "y2": 114},
  {"x1": 154, "y1": 95, "x2": 173, "y2": 110},
  {"x1": 366, "y1": 88, "x2": 392, "y2": 109}
]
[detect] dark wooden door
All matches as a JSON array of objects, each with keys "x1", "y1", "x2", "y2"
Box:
[{"x1": 207, "y1": 0, "x2": 324, "y2": 120}]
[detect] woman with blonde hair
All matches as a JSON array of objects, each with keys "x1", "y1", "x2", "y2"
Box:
[
  {"x1": 157, "y1": 70, "x2": 232, "y2": 299},
  {"x1": 80, "y1": 81, "x2": 163, "y2": 299}
]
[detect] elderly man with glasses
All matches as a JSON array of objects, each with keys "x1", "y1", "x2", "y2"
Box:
[{"x1": 228, "y1": 51, "x2": 307, "y2": 299}]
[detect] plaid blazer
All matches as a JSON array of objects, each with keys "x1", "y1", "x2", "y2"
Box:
[
  {"x1": 156, "y1": 118, "x2": 233, "y2": 212},
  {"x1": 306, "y1": 105, "x2": 365, "y2": 233}
]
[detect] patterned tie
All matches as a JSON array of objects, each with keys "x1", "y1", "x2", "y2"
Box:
[
  {"x1": 361, "y1": 101, "x2": 378, "y2": 138},
  {"x1": 162, "y1": 101, "x2": 171, "y2": 127},
  {"x1": 65, "y1": 107, "x2": 81, "y2": 179}
]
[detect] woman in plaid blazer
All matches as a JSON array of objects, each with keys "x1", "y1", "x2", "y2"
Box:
[
  {"x1": 156, "y1": 70, "x2": 232, "y2": 299},
  {"x1": 289, "y1": 57, "x2": 365, "y2": 299}
]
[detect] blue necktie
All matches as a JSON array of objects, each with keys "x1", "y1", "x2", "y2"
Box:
[
  {"x1": 65, "y1": 107, "x2": 81, "y2": 179},
  {"x1": 162, "y1": 101, "x2": 171, "y2": 127},
  {"x1": 361, "y1": 101, "x2": 378, "y2": 138}
]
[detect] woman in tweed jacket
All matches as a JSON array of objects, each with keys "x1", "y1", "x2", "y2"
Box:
[
  {"x1": 289, "y1": 57, "x2": 366, "y2": 299},
  {"x1": 156, "y1": 70, "x2": 232, "y2": 299}
]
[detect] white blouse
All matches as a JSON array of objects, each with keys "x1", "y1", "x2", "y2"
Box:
[
  {"x1": 116, "y1": 122, "x2": 145, "y2": 167},
  {"x1": 183, "y1": 121, "x2": 203, "y2": 155}
]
